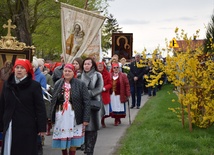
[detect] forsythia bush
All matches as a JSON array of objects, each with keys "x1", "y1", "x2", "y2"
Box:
[
  {"x1": 143, "y1": 49, "x2": 165, "y2": 88},
  {"x1": 137, "y1": 29, "x2": 214, "y2": 128},
  {"x1": 164, "y1": 29, "x2": 214, "y2": 128}
]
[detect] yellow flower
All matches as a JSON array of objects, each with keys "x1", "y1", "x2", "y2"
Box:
[{"x1": 175, "y1": 27, "x2": 179, "y2": 33}]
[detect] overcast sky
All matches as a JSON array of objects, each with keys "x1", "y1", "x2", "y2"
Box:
[{"x1": 107, "y1": 0, "x2": 214, "y2": 56}]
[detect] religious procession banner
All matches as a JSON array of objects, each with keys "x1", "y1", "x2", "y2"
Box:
[
  {"x1": 61, "y1": 3, "x2": 106, "y2": 63},
  {"x1": 112, "y1": 33, "x2": 133, "y2": 60}
]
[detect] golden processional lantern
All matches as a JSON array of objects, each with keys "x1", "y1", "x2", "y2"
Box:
[
  {"x1": 0, "y1": 19, "x2": 35, "y2": 52},
  {"x1": 0, "y1": 19, "x2": 35, "y2": 80}
]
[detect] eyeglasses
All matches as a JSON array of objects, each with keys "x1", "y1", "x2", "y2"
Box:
[{"x1": 113, "y1": 67, "x2": 119, "y2": 69}]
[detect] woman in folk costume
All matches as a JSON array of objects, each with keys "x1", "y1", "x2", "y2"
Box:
[
  {"x1": 0, "y1": 59, "x2": 47, "y2": 155},
  {"x1": 110, "y1": 63, "x2": 130, "y2": 126},
  {"x1": 80, "y1": 57, "x2": 103, "y2": 155},
  {"x1": 50, "y1": 64, "x2": 91, "y2": 155},
  {"x1": 96, "y1": 62, "x2": 112, "y2": 128}
]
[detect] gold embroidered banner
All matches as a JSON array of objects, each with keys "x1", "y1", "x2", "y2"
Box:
[{"x1": 61, "y1": 3, "x2": 105, "y2": 63}]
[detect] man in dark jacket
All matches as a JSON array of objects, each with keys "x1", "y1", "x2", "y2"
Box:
[{"x1": 128, "y1": 53, "x2": 146, "y2": 109}]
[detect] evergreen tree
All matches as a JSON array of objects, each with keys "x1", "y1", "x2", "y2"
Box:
[
  {"x1": 102, "y1": 14, "x2": 122, "y2": 54},
  {"x1": 204, "y1": 14, "x2": 214, "y2": 53}
]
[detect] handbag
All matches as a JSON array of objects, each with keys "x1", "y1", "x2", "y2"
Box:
[{"x1": 90, "y1": 100, "x2": 101, "y2": 111}]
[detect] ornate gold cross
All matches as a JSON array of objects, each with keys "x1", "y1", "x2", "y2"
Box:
[{"x1": 3, "y1": 19, "x2": 16, "y2": 37}]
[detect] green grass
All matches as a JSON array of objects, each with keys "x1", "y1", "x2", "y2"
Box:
[{"x1": 115, "y1": 84, "x2": 214, "y2": 155}]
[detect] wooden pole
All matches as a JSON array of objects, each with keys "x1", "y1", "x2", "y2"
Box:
[
  {"x1": 181, "y1": 104, "x2": 184, "y2": 128},
  {"x1": 187, "y1": 104, "x2": 192, "y2": 132},
  {"x1": 183, "y1": 87, "x2": 192, "y2": 132},
  {"x1": 84, "y1": 0, "x2": 89, "y2": 9},
  {"x1": 186, "y1": 86, "x2": 192, "y2": 131},
  {"x1": 181, "y1": 88, "x2": 185, "y2": 128}
]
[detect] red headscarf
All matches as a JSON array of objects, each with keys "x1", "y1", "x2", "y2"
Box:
[
  {"x1": 13, "y1": 59, "x2": 34, "y2": 79},
  {"x1": 110, "y1": 63, "x2": 119, "y2": 73},
  {"x1": 96, "y1": 61, "x2": 110, "y2": 79},
  {"x1": 96, "y1": 62, "x2": 107, "y2": 71},
  {"x1": 64, "y1": 63, "x2": 77, "y2": 78}
]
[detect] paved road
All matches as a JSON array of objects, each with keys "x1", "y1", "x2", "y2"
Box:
[{"x1": 43, "y1": 95, "x2": 148, "y2": 155}]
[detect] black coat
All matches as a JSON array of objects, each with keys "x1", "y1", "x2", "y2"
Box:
[
  {"x1": 0, "y1": 73, "x2": 47, "y2": 155},
  {"x1": 128, "y1": 61, "x2": 146, "y2": 87}
]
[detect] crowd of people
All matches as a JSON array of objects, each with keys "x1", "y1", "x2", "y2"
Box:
[{"x1": 0, "y1": 53, "x2": 165, "y2": 155}]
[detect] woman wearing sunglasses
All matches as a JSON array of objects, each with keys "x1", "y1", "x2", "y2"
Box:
[{"x1": 109, "y1": 63, "x2": 130, "y2": 126}]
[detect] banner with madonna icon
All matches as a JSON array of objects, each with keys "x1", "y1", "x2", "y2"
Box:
[
  {"x1": 61, "y1": 3, "x2": 106, "y2": 63},
  {"x1": 112, "y1": 33, "x2": 133, "y2": 60}
]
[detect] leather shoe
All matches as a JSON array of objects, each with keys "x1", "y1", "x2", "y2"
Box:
[
  {"x1": 118, "y1": 119, "x2": 121, "y2": 124},
  {"x1": 114, "y1": 121, "x2": 119, "y2": 126},
  {"x1": 137, "y1": 106, "x2": 140, "y2": 109},
  {"x1": 114, "y1": 119, "x2": 119, "y2": 126},
  {"x1": 130, "y1": 106, "x2": 135, "y2": 109}
]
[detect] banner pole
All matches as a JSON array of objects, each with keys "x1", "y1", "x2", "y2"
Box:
[
  {"x1": 84, "y1": 0, "x2": 89, "y2": 9},
  {"x1": 127, "y1": 99, "x2": 131, "y2": 125}
]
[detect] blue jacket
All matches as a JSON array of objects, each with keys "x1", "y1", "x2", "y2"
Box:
[{"x1": 34, "y1": 68, "x2": 47, "y2": 92}]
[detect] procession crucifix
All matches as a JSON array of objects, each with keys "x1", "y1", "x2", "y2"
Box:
[{"x1": 3, "y1": 19, "x2": 16, "y2": 37}]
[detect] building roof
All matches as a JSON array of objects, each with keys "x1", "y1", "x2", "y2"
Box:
[{"x1": 174, "y1": 39, "x2": 205, "y2": 52}]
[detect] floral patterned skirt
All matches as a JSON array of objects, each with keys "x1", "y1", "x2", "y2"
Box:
[{"x1": 52, "y1": 104, "x2": 85, "y2": 149}]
